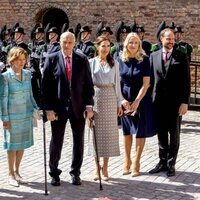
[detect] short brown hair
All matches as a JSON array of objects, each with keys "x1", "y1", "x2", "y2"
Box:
[
  {"x1": 7, "y1": 47, "x2": 28, "y2": 65},
  {"x1": 160, "y1": 28, "x2": 174, "y2": 39}
]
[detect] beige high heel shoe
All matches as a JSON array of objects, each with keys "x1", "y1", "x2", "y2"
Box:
[
  {"x1": 122, "y1": 161, "x2": 132, "y2": 175},
  {"x1": 131, "y1": 163, "x2": 140, "y2": 177},
  {"x1": 8, "y1": 175, "x2": 19, "y2": 187},
  {"x1": 93, "y1": 171, "x2": 100, "y2": 181},
  {"x1": 101, "y1": 167, "x2": 109, "y2": 181}
]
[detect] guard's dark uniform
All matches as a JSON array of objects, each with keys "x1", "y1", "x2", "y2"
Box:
[
  {"x1": 174, "y1": 26, "x2": 193, "y2": 62},
  {"x1": 76, "y1": 26, "x2": 95, "y2": 59},
  {"x1": 136, "y1": 25, "x2": 152, "y2": 56},
  {"x1": 111, "y1": 22, "x2": 131, "y2": 59},
  {"x1": 40, "y1": 27, "x2": 60, "y2": 69},
  {"x1": 28, "y1": 27, "x2": 46, "y2": 108},
  {"x1": 5, "y1": 27, "x2": 30, "y2": 54}
]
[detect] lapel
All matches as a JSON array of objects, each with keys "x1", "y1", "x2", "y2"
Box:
[
  {"x1": 9, "y1": 68, "x2": 23, "y2": 83},
  {"x1": 71, "y1": 50, "x2": 79, "y2": 83},
  {"x1": 155, "y1": 49, "x2": 164, "y2": 78},
  {"x1": 58, "y1": 51, "x2": 68, "y2": 83},
  {"x1": 165, "y1": 48, "x2": 176, "y2": 77}
]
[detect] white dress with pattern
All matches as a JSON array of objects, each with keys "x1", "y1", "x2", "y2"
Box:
[{"x1": 88, "y1": 57, "x2": 123, "y2": 157}]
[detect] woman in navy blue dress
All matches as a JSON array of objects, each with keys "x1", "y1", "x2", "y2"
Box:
[{"x1": 118, "y1": 32, "x2": 156, "y2": 177}]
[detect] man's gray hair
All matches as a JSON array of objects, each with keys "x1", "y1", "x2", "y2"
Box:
[{"x1": 60, "y1": 31, "x2": 75, "y2": 42}]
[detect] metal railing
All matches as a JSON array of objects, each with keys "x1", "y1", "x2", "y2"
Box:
[{"x1": 189, "y1": 59, "x2": 200, "y2": 110}]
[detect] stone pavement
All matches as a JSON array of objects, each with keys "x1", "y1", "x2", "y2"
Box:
[{"x1": 0, "y1": 110, "x2": 199, "y2": 200}]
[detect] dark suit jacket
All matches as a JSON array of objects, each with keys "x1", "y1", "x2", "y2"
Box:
[
  {"x1": 150, "y1": 47, "x2": 190, "y2": 108},
  {"x1": 42, "y1": 50, "x2": 94, "y2": 119}
]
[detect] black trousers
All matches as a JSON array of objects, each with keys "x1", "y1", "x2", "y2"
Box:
[
  {"x1": 49, "y1": 107, "x2": 85, "y2": 177},
  {"x1": 155, "y1": 102, "x2": 182, "y2": 167}
]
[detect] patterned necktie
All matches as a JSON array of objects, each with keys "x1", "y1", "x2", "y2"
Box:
[
  {"x1": 164, "y1": 51, "x2": 169, "y2": 64},
  {"x1": 66, "y1": 56, "x2": 71, "y2": 81}
]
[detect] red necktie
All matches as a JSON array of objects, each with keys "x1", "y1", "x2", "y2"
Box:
[
  {"x1": 66, "y1": 57, "x2": 71, "y2": 81},
  {"x1": 164, "y1": 51, "x2": 169, "y2": 64}
]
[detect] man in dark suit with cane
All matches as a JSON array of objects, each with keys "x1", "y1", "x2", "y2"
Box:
[{"x1": 42, "y1": 31, "x2": 94, "y2": 186}]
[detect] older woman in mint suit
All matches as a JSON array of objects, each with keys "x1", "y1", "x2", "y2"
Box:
[{"x1": 0, "y1": 47, "x2": 38, "y2": 187}]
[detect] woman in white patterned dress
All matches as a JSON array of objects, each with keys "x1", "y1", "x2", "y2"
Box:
[{"x1": 89, "y1": 36, "x2": 123, "y2": 181}]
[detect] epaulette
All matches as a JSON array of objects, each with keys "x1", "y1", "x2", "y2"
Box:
[
  {"x1": 91, "y1": 45, "x2": 96, "y2": 51},
  {"x1": 150, "y1": 44, "x2": 160, "y2": 52},
  {"x1": 186, "y1": 43, "x2": 193, "y2": 53},
  {"x1": 110, "y1": 45, "x2": 117, "y2": 55},
  {"x1": 28, "y1": 43, "x2": 33, "y2": 49},
  {"x1": 176, "y1": 44, "x2": 187, "y2": 54},
  {"x1": 4, "y1": 44, "x2": 11, "y2": 53}
]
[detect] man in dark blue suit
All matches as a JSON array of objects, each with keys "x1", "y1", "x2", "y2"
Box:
[
  {"x1": 149, "y1": 28, "x2": 190, "y2": 177},
  {"x1": 42, "y1": 31, "x2": 94, "y2": 186}
]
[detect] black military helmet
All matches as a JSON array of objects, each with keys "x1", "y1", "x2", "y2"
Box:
[
  {"x1": 61, "y1": 23, "x2": 69, "y2": 34},
  {"x1": 174, "y1": 26, "x2": 184, "y2": 33},
  {"x1": 115, "y1": 21, "x2": 131, "y2": 42},
  {"x1": 130, "y1": 19, "x2": 137, "y2": 33},
  {"x1": 5, "y1": 28, "x2": 11, "y2": 35},
  {"x1": 156, "y1": 21, "x2": 166, "y2": 41},
  {"x1": 35, "y1": 27, "x2": 44, "y2": 34},
  {"x1": 169, "y1": 22, "x2": 176, "y2": 30},
  {"x1": 100, "y1": 26, "x2": 113, "y2": 35},
  {"x1": 122, "y1": 26, "x2": 131, "y2": 33},
  {"x1": 48, "y1": 27, "x2": 59, "y2": 34},
  {"x1": 67, "y1": 28, "x2": 74, "y2": 33},
  {"x1": 137, "y1": 25, "x2": 145, "y2": 33},
  {"x1": 74, "y1": 23, "x2": 81, "y2": 39},
  {"x1": 80, "y1": 26, "x2": 92, "y2": 33},
  {"x1": 14, "y1": 27, "x2": 26, "y2": 35},
  {"x1": 96, "y1": 22, "x2": 103, "y2": 37}
]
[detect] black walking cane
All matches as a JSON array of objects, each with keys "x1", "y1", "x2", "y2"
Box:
[
  {"x1": 42, "y1": 110, "x2": 48, "y2": 195},
  {"x1": 87, "y1": 115, "x2": 103, "y2": 191}
]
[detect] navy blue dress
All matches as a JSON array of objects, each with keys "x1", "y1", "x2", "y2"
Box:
[{"x1": 118, "y1": 56, "x2": 156, "y2": 138}]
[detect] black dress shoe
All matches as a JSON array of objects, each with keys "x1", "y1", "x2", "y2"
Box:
[
  {"x1": 167, "y1": 166, "x2": 176, "y2": 177},
  {"x1": 149, "y1": 162, "x2": 168, "y2": 174},
  {"x1": 71, "y1": 176, "x2": 82, "y2": 185},
  {"x1": 51, "y1": 176, "x2": 60, "y2": 186}
]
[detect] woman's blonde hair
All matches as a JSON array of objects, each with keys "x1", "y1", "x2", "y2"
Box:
[
  {"x1": 7, "y1": 47, "x2": 28, "y2": 65},
  {"x1": 121, "y1": 32, "x2": 146, "y2": 62}
]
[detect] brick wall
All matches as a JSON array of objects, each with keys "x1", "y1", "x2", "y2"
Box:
[{"x1": 0, "y1": 0, "x2": 199, "y2": 50}]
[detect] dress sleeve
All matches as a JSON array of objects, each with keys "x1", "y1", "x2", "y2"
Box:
[
  {"x1": 114, "y1": 60, "x2": 124, "y2": 107},
  {"x1": 0, "y1": 74, "x2": 9, "y2": 121},
  {"x1": 142, "y1": 56, "x2": 151, "y2": 77},
  {"x1": 27, "y1": 71, "x2": 39, "y2": 110}
]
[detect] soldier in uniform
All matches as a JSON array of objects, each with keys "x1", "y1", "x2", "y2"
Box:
[
  {"x1": 0, "y1": 26, "x2": 11, "y2": 52},
  {"x1": 76, "y1": 25, "x2": 95, "y2": 59},
  {"x1": 0, "y1": 26, "x2": 11, "y2": 68},
  {"x1": 174, "y1": 26, "x2": 193, "y2": 62},
  {"x1": 40, "y1": 27, "x2": 60, "y2": 70},
  {"x1": 29, "y1": 26, "x2": 45, "y2": 108},
  {"x1": 111, "y1": 21, "x2": 131, "y2": 59},
  {"x1": 136, "y1": 25, "x2": 152, "y2": 56},
  {"x1": 46, "y1": 27, "x2": 60, "y2": 54},
  {"x1": 96, "y1": 22, "x2": 114, "y2": 46},
  {"x1": 5, "y1": 26, "x2": 29, "y2": 54}
]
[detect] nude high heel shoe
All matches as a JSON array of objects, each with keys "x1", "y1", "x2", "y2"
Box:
[
  {"x1": 101, "y1": 167, "x2": 109, "y2": 181},
  {"x1": 122, "y1": 160, "x2": 132, "y2": 175},
  {"x1": 131, "y1": 163, "x2": 140, "y2": 177}
]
